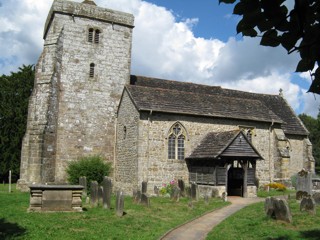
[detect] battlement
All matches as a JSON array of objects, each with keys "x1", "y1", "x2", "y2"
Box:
[{"x1": 44, "y1": 0, "x2": 134, "y2": 39}]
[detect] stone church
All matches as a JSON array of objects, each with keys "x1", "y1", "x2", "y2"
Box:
[{"x1": 18, "y1": 0, "x2": 315, "y2": 197}]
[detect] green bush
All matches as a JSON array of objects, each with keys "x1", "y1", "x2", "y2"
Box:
[{"x1": 66, "y1": 155, "x2": 111, "y2": 192}]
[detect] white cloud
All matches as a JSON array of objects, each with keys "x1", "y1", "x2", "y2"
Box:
[{"x1": 0, "y1": 0, "x2": 318, "y2": 117}]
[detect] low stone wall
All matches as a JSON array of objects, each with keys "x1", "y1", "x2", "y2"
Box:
[{"x1": 28, "y1": 185, "x2": 83, "y2": 212}]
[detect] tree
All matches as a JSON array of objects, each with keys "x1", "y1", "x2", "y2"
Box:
[
  {"x1": 0, "y1": 65, "x2": 34, "y2": 182},
  {"x1": 220, "y1": 0, "x2": 320, "y2": 94},
  {"x1": 299, "y1": 113, "x2": 320, "y2": 167}
]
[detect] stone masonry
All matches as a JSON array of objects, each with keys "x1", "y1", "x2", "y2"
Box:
[{"x1": 18, "y1": 0, "x2": 134, "y2": 190}]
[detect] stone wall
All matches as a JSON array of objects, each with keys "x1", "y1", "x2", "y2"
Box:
[
  {"x1": 115, "y1": 90, "x2": 140, "y2": 191},
  {"x1": 115, "y1": 104, "x2": 311, "y2": 195},
  {"x1": 19, "y1": 0, "x2": 134, "y2": 189}
]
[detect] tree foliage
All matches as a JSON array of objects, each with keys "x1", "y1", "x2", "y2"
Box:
[
  {"x1": 220, "y1": 0, "x2": 320, "y2": 94},
  {"x1": 0, "y1": 65, "x2": 34, "y2": 182},
  {"x1": 299, "y1": 113, "x2": 320, "y2": 167}
]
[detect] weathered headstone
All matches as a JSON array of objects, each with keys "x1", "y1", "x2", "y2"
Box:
[
  {"x1": 222, "y1": 192, "x2": 228, "y2": 202},
  {"x1": 90, "y1": 181, "x2": 99, "y2": 207},
  {"x1": 212, "y1": 188, "x2": 219, "y2": 198},
  {"x1": 296, "y1": 169, "x2": 312, "y2": 195},
  {"x1": 178, "y1": 179, "x2": 185, "y2": 197},
  {"x1": 204, "y1": 194, "x2": 209, "y2": 205},
  {"x1": 312, "y1": 192, "x2": 320, "y2": 205},
  {"x1": 98, "y1": 186, "x2": 103, "y2": 206},
  {"x1": 171, "y1": 187, "x2": 181, "y2": 202},
  {"x1": 296, "y1": 190, "x2": 309, "y2": 200},
  {"x1": 300, "y1": 196, "x2": 316, "y2": 215},
  {"x1": 116, "y1": 191, "x2": 124, "y2": 217},
  {"x1": 102, "y1": 177, "x2": 112, "y2": 209},
  {"x1": 141, "y1": 193, "x2": 150, "y2": 207},
  {"x1": 142, "y1": 181, "x2": 148, "y2": 194},
  {"x1": 154, "y1": 186, "x2": 159, "y2": 196},
  {"x1": 191, "y1": 182, "x2": 199, "y2": 201},
  {"x1": 264, "y1": 197, "x2": 292, "y2": 223},
  {"x1": 79, "y1": 176, "x2": 87, "y2": 198}
]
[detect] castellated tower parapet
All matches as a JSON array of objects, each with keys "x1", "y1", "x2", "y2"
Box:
[{"x1": 18, "y1": 0, "x2": 134, "y2": 190}]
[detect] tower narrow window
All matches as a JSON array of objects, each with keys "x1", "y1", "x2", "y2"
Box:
[
  {"x1": 94, "y1": 29, "x2": 100, "y2": 43},
  {"x1": 88, "y1": 28, "x2": 94, "y2": 42},
  {"x1": 89, "y1": 63, "x2": 95, "y2": 78},
  {"x1": 167, "y1": 123, "x2": 186, "y2": 160}
]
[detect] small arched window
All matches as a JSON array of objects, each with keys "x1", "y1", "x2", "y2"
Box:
[
  {"x1": 168, "y1": 123, "x2": 186, "y2": 160},
  {"x1": 94, "y1": 29, "x2": 100, "y2": 43},
  {"x1": 88, "y1": 28, "x2": 94, "y2": 42},
  {"x1": 89, "y1": 63, "x2": 95, "y2": 78}
]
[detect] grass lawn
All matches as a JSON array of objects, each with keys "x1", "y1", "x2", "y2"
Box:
[
  {"x1": 0, "y1": 185, "x2": 228, "y2": 240},
  {"x1": 207, "y1": 199, "x2": 320, "y2": 240}
]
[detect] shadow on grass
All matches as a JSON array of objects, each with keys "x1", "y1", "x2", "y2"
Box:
[
  {"x1": 300, "y1": 229, "x2": 320, "y2": 240},
  {"x1": 0, "y1": 218, "x2": 26, "y2": 239}
]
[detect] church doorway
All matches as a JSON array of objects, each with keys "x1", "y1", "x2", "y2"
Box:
[{"x1": 227, "y1": 165, "x2": 244, "y2": 197}]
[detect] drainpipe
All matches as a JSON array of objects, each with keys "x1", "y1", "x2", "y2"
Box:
[
  {"x1": 114, "y1": 117, "x2": 118, "y2": 183},
  {"x1": 269, "y1": 120, "x2": 274, "y2": 183}
]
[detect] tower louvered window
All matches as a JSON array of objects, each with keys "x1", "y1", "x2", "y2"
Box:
[
  {"x1": 168, "y1": 123, "x2": 186, "y2": 160},
  {"x1": 89, "y1": 63, "x2": 95, "y2": 77},
  {"x1": 94, "y1": 29, "x2": 100, "y2": 43},
  {"x1": 88, "y1": 28, "x2": 94, "y2": 42}
]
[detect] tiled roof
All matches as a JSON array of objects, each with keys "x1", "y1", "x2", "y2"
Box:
[
  {"x1": 128, "y1": 75, "x2": 308, "y2": 136},
  {"x1": 187, "y1": 131, "x2": 240, "y2": 159},
  {"x1": 186, "y1": 130, "x2": 263, "y2": 159}
]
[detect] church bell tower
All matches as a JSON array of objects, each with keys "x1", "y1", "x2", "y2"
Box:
[{"x1": 18, "y1": 0, "x2": 134, "y2": 189}]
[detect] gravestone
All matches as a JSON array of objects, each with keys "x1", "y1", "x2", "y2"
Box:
[
  {"x1": 191, "y1": 182, "x2": 199, "y2": 201},
  {"x1": 296, "y1": 190, "x2": 309, "y2": 200},
  {"x1": 300, "y1": 196, "x2": 316, "y2": 215},
  {"x1": 142, "y1": 181, "x2": 148, "y2": 194},
  {"x1": 141, "y1": 193, "x2": 150, "y2": 207},
  {"x1": 79, "y1": 176, "x2": 87, "y2": 198},
  {"x1": 296, "y1": 169, "x2": 312, "y2": 195},
  {"x1": 178, "y1": 179, "x2": 185, "y2": 197},
  {"x1": 212, "y1": 188, "x2": 219, "y2": 198},
  {"x1": 204, "y1": 194, "x2": 209, "y2": 205},
  {"x1": 98, "y1": 186, "x2": 103, "y2": 206},
  {"x1": 154, "y1": 186, "x2": 159, "y2": 196},
  {"x1": 102, "y1": 177, "x2": 112, "y2": 209},
  {"x1": 171, "y1": 187, "x2": 181, "y2": 202},
  {"x1": 312, "y1": 192, "x2": 320, "y2": 205},
  {"x1": 222, "y1": 192, "x2": 228, "y2": 202},
  {"x1": 90, "y1": 181, "x2": 99, "y2": 207},
  {"x1": 116, "y1": 191, "x2": 124, "y2": 217},
  {"x1": 265, "y1": 197, "x2": 292, "y2": 223}
]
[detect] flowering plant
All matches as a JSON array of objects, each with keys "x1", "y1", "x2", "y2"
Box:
[
  {"x1": 265, "y1": 182, "x2": 287, "y2": 191},
  {"x1": 159, "y1": 180, "x2": 176, "y2": 196}
]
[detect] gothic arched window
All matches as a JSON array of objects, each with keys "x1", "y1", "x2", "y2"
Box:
[{"x1": 168, "y1": 123, "x2": 186, "y2": 160}]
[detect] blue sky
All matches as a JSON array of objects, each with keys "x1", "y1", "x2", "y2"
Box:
[{"x1": 0, "y1": 0, "x2": 319, "y2": 117}]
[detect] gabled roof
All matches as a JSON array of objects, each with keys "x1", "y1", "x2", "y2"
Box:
[
  {"x1": 128, "y1": 75, "x2": 308, "y2": 136},
  {"x1": 186, "y1": 130, "x2": 263, "y2": 160}
]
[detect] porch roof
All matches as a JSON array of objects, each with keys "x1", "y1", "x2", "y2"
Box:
[{"x1": 186, "y1": 130, "x2": 263, "y2": 160}]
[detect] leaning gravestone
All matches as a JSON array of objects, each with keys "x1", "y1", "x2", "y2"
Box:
[
  {"x1": 90, "y1": 181, "x2": 99, "y2": 207},
  {"x1": 79, "y1": 176, "x2": 87, "y2": 198},
  {"x1": 300, "y1": 196, "x2": 316, "y2": 215},
  {"x1": 178, "y1": 179, "x2": 185, "y2": 197},
  {"x1": 191, "y1": 182, "x2": 199, "y2": 201},
  {"x1": 116, "y1": 191, "x2": 124, "y2": 217},
  {"x1": 102, "y1": 177, "x2": 112, "y2": 209},
  {"x1": 296, "y1": 169, "x2": 312, "y2": 195},
  {"x1": 154, "y1": 186, "x2": 159, "y2": 196},
  {"x1": 265, "y1": 197, "x2": 292, "y2": 223}
]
